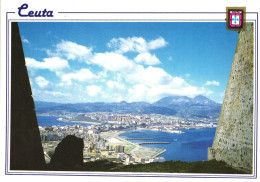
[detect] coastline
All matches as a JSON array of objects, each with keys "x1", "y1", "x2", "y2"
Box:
[
  {"x1": 136, "y1": 127, "x2": 186, "y2": 134},
  {"x1": 67, "y1": 120, "x2": 102, "y2": 125},
  {"x1": 118, "y1": 129, "x2": 167, "y2": 158},
  {"x1": 151, "y1": 149, "x2": 166, "y2": 158},
  {"x1": 37, "y1": 114, "x2": 101, "y2": 125},
  {"x1": 101, "y1": 130, "x2": 166, "y2": 159}
]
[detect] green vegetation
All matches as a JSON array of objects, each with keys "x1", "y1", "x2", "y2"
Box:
[
  {"x1": 78, "y1": 159, "x2": 248, "y2": 174},
  {"x1": 82, "y1": 160, "x2": 119, "y2": 171},
  {"x1": 47, "y1": 150, "x2": 55, "y2": 158},
  {"x1": 109, "y1": 160, "x2": 247, "y2": 173}
]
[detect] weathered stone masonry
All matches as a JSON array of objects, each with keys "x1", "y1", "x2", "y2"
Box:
[{"x1": 208, "y1": 23, "x2": 254, "y2": 172}]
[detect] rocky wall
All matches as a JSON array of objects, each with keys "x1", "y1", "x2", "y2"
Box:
[{"x1": 208, "y1": 23, "x2": 254, "y2": 173}]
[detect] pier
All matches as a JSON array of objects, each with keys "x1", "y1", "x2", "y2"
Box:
[
  {"x1": 137, "y1": 142, "x2": 170, "y2": 145},
  {"x1": 126, "y1": 138, "x2": 154, "y2": 140}
]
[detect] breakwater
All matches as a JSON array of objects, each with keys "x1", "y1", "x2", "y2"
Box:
[
  {"x1": 120, "y1": 128, "x2": 216, "y2": 161},
  {"x1": 126, "y1": 138, "x2": 154, "y2": 140},
  {"x1": 138, "y1": 142, "x2": 170, "y2": 145}
]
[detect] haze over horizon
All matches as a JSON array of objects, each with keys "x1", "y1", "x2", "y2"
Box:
[
  {"x1": 19, "y1": 22, "x2": 238, "y2": 104},
  {"x1": 34, "y1": 94, "x2": 217, "y2": 105}
]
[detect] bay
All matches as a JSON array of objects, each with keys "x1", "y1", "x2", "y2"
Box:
[
  {"x1": 37, "y1": 115, "x2": 216, "y2": 162},
  {"x1": 120, "y1": 128, "x2": 216, "y2": 162},
  {"x1": 37, "y1": 115, "x2": 92, "y2": 127}
]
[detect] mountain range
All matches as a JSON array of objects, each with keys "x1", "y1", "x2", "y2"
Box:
[{"x1": 35, "y1": 95, "x2": 222, "y2": 119}]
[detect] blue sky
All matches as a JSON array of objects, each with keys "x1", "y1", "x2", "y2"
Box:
[{"x1": 18, "y1": 22, "x2": 239, "y2": 103}]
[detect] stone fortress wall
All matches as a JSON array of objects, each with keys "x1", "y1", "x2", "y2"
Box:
[{"x1": 208, "y1": 23, "x2": 254, "y2": 172}]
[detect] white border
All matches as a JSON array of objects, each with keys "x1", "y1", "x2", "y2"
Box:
[{"x1": 1, "y1": 1, "x2": 260, "y2": 181}]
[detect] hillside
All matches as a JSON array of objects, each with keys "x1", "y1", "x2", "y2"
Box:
[
  {"x1": 108, "y1": 160, "x2": 248, "y2": 173},
  {"x1": 35, "y1": 95, "x2": 221, "y2": 119},
  {"x1": 154, "y1": 95, "x2": 221, "y2": 118},
  {"x1": 49, "y1": 159, "x2": 248, "y2": 174}
]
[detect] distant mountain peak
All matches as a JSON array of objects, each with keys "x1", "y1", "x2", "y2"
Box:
[
  {"x1": 154, "y1": 95, "x2": 191, "y2": 104},
  {"x1": 194, "y1": 95, "x2": 209, "y2": 100},
  {"x1": 120, "y1": 101, "x2": 128, "y2": 104},
  {"x1": 193, "y1": 95, "x2": 215, "y2": 104},
  {"x1": 35, "y1": 95, "x2": 221, "y2": 119},
  {"x1": 154, "y1": 95, "x2": 217, "y2": 106}
]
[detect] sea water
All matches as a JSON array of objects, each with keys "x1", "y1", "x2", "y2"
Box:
[
  {"x1": 120, "y1": 128, "x2": 216, "y2": 162},
  {"x1": 37, "y1": 115, "x2": 216, "y2": 162},
  {"x1": 37, "y1": 115, "x2": 92, "y2": 127}
]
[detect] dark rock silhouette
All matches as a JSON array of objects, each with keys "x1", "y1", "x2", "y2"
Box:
[
  {"x1": 10, "y1": 22, "x2": 84, "y2": 172},
  {"x1": 49, "y1": 135, "x2": 84, "y2": 170},
  {"x1": 10, "y1": 22, "x2": 46, "y2": 170}
]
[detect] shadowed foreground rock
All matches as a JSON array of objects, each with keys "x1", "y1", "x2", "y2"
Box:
[
  {"x1": 48, "y1": 135, "x2": 84, "y2": 170},
  {"x1": 10, "y1": 22, "x2": 46, "y2": 170}
]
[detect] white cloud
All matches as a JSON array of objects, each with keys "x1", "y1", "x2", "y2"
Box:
[
  {"x1": 26, "y1": 57, "x2": 69, "y2": 72},
  {"x1": 44, "y1": 90, "x2": 69, "y2": 97},
  {"x1": 31, "y1": 89, "x2": 72, "y2": 102},
  {"x1": 26, "y1": 36, "x2": 216, "y2": 103},
  {"x1": 148, "y1": 37, "x2": 168, "y2": 50},
  {"x1": 128, "y1": 84, "x2": 150, "y2": 102},
  {"x1": 35, "y1": 76, "x2": 50, "y2": 88},
  {"x1": 205, "y1": 80, "x2": 220, "y2": 86},
  {"x1": 60, "y1": 68, "x2": 100, "y2": 85},
  {"x1": 106, "y1": 80, "x2": 125, "y2": 90},
  {"x1": 48, "y1": 40, "x2": 92, "y2": 61},
  {"x1": 90, "y1": 52, "x2": 135, "y2": 72},
  {"x1": 134, "y1": 52, "x2": 161, "y2": 65},
  {"x1": 107, "y1": 36, "x2": 167, "y2": 53},
  {"x1": 127, "y1": 82, "x2": 212, "y2": 103},
  {"x1": 89, "y1": 57, "x2": 198, "y2": 101},
  {"x1": 125, "y1": 66, "x2": 213, "y2": 103},
  {"x1": 86, "y1": 85, "x2": 102, "y2": 96},
  {"x1": 107, "y1": 37, "x2": 146, "y2": 53},
  {"x1": 22, "y1": 37, "x2": 29, "y2": 44},
  {"x1": 127, "y1": 66, "x2": 172, "y2": 87}
]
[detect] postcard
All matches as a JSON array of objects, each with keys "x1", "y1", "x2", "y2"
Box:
[{"x1": 1, "y1": 0, "x2": 259, "y2": 182}]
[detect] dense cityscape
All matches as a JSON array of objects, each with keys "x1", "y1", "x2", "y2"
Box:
[{"x1": 40, "y1": 112, "x2": 217, "y2": 165}]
